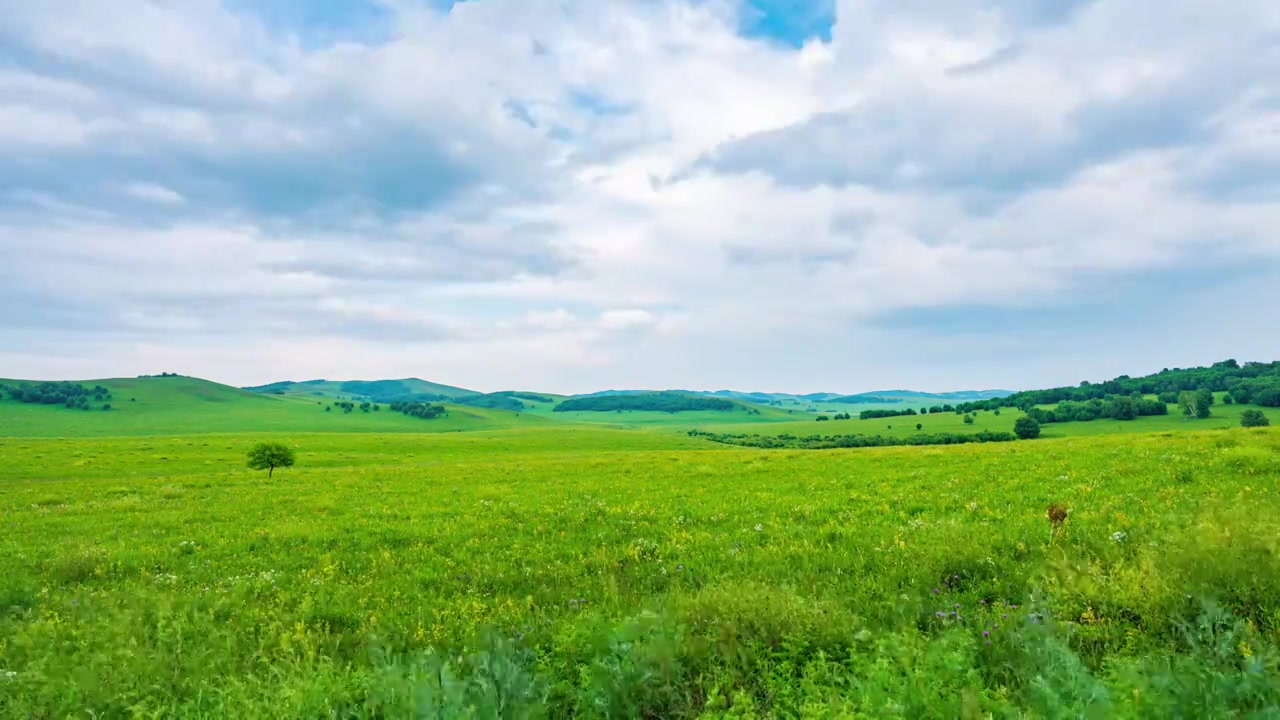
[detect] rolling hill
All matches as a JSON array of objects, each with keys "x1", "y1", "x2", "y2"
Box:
[
  {"x1": 0, "y1": 376, "x2": 546, "y2": 437},
  {"x1": 243, "y1": 378, "x2": 478, "y2": 401}
]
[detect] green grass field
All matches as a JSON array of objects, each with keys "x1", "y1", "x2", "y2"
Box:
[
  {"x1": 3, "y1": 419, "x2": 1280, "y2": 716},
  {"x1": 3, "y1": 377, "x2": 1280, "y2": 716}
]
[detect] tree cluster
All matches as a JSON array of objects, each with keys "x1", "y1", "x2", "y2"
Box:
[
  {"x1": 554, "y1": 393, "x2": 735, "y2": 414},
  {"x1": 944, "y1": 360, "x2": 1280, "y2": 414},
  {"x1": 389, "y1": 401, "x2": 448, "y2": 419},
  {"x1": 1022, "y1": 394, "x2": 1170, "y2": 425},
  {"x1": 687, "y1": 429, "x2": 1018, "y2": 450},
  {"x1": 859, "y1": 408, "x2": 919, "y2": 420},
  {"x1": 1, "y1": 381, "x2": 112, "y2": 410}
]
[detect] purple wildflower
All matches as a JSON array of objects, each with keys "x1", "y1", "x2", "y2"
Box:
[{"x1": 983, "y1": 630, "x2": 989, "y2": 637}]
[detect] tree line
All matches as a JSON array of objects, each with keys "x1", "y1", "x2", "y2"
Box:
[
  {"x1": 687, "y1": 429, "x2": 1020, "y2": 450},
  {"x1": 943, "y1": 360, "x2": 1280, "y2": 414},
  {"x1": 1022, "y1": 394, "x2": 1171, "y2": 425},
  {"x1": 555, "y1": 393, "x2": 735, "y2": 414}
]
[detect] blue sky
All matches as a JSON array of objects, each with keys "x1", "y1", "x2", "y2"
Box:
[{"x1": 1, "y1": 0, "x2": 1278, "y2": 393}]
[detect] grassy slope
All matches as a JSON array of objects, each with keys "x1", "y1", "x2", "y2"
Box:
[
  {"x1": 2, "y1": 426, "x2": 1279, "y2": 716},
  {"x1": 0, "y1": 377, "x2": 553, "y2": 438}
]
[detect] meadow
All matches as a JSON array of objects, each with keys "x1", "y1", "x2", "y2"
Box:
[{"x1": 3, "y1": 419, "x2": 1280, "y2": 717}]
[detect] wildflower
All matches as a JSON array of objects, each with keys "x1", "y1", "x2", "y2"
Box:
[
  {"x1": 935, "y1": 612, "x2": 945, "y2": 618},
  {"x1": 983, "y1": 631, "x2": 989, "y2": 637},
  {"x1": 754, "y1": 524, "x2": 763, "y2": 532},
  {"x1": 932, "y1": 588, "x2": 940, "y2": 594},
  {"x1": 1003, "y1": 614, "x2": 1008, "y2": 619},
  {"x1": 954, "y1": 603, "x2": 961, "y2": 609},
  {"x1": 1111, "y1": 531, "x2": 1128, "y2": 543},
  {"x1": 675, "y1": 564, "x2": 684, "y2": 571},
  {"x1": 986, "y1": 640, "x2": 992, "y2": 646},
  {"x1": 993, "y1": 624, "x2": 999, "y2": 629}
]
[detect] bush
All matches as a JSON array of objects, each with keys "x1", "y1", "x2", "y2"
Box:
[
  {"x1": 246, "y1": 442, "x2": 296, "y2": 478},
  {"x1": 1014, "y1": 416, "x2": 1042, "y2": 440},
  {"x1": 1240, "y1": 410, "x2": 1270, "y2": 428}
]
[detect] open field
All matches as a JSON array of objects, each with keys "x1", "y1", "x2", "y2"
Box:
[{"x1": 3, "y1": 425, "x2": 1280, "y2": 717}]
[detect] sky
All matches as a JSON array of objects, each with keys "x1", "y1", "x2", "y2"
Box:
[{"x1": 2, "y1": 0, "x2": 1278, "y2": 395}]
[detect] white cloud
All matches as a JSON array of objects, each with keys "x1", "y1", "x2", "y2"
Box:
[
  {"x1": 124, "y1": 183, "x2": 186, "y2": 205},
  {"x1": 1, "y1": 0, "x2": 1278, "y2": 392}
]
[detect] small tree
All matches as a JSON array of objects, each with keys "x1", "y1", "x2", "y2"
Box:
[
  {"x1": 1014, "y1": 416, "x2": 1042, "y2": 439},
  {"x1": 916, "y1": 423, "x2": 923, "y2": 431},
  {"x1": 1241, "y1": 409, "x2": 1270, "y2": 428},
  {"x1": 963, "y1": 414, "x2": 975, "y2": 425},
  {"x1": 1179, "y1": 391, "x2": 1211, "y2": 419},
  {"x1": 1223, "y1": 394, "x2": 1234, "y2": 405},
  {"x1": 247, "y1": 442, "x2": 296, "y2": 478}
]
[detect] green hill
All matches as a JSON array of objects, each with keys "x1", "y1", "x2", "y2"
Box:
[
  {"x1": 0, "y1": 376, "x2": 547, "y2": 438},
  {"x1": 244, "y1": 378, "x2": 478, "y2": 401}
]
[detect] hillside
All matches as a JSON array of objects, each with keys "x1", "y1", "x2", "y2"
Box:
[
  {"x1": 244, "y1": 378, "x2": 478, "y2": 401},
  {"x1": 0, "y1": 376, "x2": 547, "y2": 437}
]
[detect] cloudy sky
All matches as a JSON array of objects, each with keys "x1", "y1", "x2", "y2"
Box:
[{"x1": 2, "y1": 0, "x2": 1278, "y2": 394}]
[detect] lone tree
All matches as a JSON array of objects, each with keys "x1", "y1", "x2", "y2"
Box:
[
  {"x1": 1014, "y1": 416, "x2": 1042, "y2": 439},
  {"x1": 1179, "y1": 390, "x2": 1212, "y2": 419},
  {"x1": 247, "y1": 442, "x2": 296, "y2": 478},
  {"x1": 1241, "y1": 409, "x2": 1271, "y2": 428}
]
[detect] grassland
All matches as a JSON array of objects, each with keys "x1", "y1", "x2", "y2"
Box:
[{"x1": 3, "y1": 421, "x2": 1280, "y2": 717}]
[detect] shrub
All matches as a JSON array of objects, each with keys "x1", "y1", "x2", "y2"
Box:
[
  {"x1": 1014, "y1": 416, "x2": 1042, "y2": 440},
  {"x1": 1240, "y1": 409, "x2": 1270, "y2": 428}
]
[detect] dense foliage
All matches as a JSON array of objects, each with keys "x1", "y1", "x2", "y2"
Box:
[
  {"x1": 1023, "y1": 394, "x2": 1170, "y2": 425},
  {"x1": 555, "y1": 393, "x2": 735, "y2": 413},
  {"x1": 687, "y1": 428, "x2": 1018, "y2": 449},
  {"x1": 1, "y1": 381, "x2": 111, "y2": 410},
  {"x1": 947, "y1": 360, "x2": 1280, "y2": 414},
  {"x1": 389, "y1": 401, "x2": 448, "y2": 419},
  {"x1": 859, "y1": 408, "x2": 919, "y2": 420}
]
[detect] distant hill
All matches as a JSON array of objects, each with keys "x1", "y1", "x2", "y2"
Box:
[
  {"x1": 576, "y1": 388, "x2": 1013, "y2": 404},
  {"x1": 827, "y1": 389, "x2": 1014, "y2": 405},
  {"x1": 243, "y1": 378, "x2": 478, "y2": 402}
]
